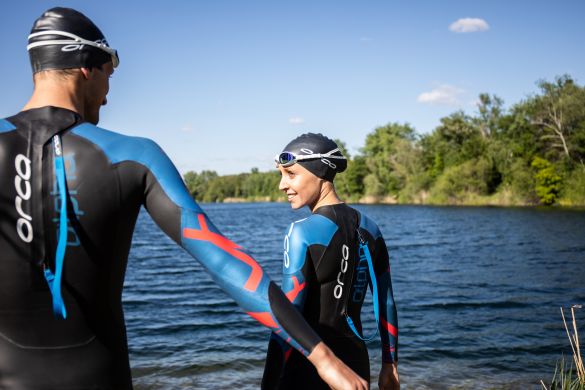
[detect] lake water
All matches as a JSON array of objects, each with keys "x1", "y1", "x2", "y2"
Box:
[{"x1": 123, "y1": 203, "x2": 585, "y2": 389}]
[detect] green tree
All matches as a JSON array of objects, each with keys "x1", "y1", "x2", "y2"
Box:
[
  {"x1": 183, "y1": 74, "x2": 585, "y2": 207},
  {"x1": 507, "y1": 159, "x2": 538, "y2": 202},
  {"x1": 242, "y1": 169, "x2": 282, "y2": 200},
  {"x1": 335, "y1": 156, "x2": 368, "y2": 200},
  {"x1": 429, "y1": 158, "x2": 494, "y2": 203},
  {"x1": 362, "y1": 123, "x2": 418, "y2": 195},
  {"x1": 420, "y1": 111, "x2": 487, "y2": 187},
  {"x1": 201, "y1": 174, "x2": 245, "y2": 202},
  {"x1": 475, "y1": 93, "x2": 504, "y2": 138},
  {"x1": 527, "y1": 75, "x2": 585, "y2": 165},
  {"x1": 560, "y1": 169, "x2": 585, "y2": 205},
  {"x1": 184, "y1": 170, "x2": 218, "y2": 200},
  {"x1": 363, "y1": 174, "x2": 384, "y2": 197},
  {"x1": 531, "y1": 157, "x2": 562, "y2": 205}
]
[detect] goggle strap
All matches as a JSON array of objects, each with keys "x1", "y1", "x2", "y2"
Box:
[
  {"x1": 295, "y1": 154, "x2": 346, "y2": 161},
  {"x1": 27, "y1": 30, "x2": 118, "y2": 67},
  {"x1": 275, "y1": 147, "x2": 347, "y2": 167},
  {"x1": 293, "y1": 148, "x2": 346, "y2": 160},
  {"x1": 28, "y1": 30, "x2": 113, "y2": 51}
]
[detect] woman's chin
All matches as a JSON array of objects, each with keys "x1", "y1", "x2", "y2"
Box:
[{"x1": 289, "y1": 198, "x2": 305, "y2": 210}]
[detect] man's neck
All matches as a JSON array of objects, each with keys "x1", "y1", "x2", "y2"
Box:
[{"x1": 23, "y1": 79, "x2": 84, "y2": 119}]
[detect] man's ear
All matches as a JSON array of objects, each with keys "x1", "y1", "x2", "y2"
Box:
[{"x1": 80, "y1": 68, "x2": 92, "y2": 80}]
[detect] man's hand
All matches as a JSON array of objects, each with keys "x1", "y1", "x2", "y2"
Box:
[
  {"x1": 378, "y1": 362, "x2": 399, "y2": 390},
  {"x1": 307, "y1": 342, "x2": 369, "y2": 390}
]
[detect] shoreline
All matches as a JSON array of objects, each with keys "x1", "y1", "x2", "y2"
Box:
[{"x1": 209, "y1": 196, "x2": 585, "y2": 209}]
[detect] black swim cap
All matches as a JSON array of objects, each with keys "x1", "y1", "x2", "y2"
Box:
[
  {"x1": 27, "y1": 7, "x2": 119, "y2": 73},
  {"x1": 277, "y1": 133, "x2": 347, "y2": 182}
]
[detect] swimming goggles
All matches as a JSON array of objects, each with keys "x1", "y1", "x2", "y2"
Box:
[
  {"x1": 275, "y1": 148, "x2": 346, "y2": 167},
  {"x1": 27, "y1": 30, "x2": 120, "y2": 68}
]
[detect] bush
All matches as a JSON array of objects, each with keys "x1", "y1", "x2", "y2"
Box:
[
  {"x1": 428, "y1": 158, "x2": 493, "y2": 203},
  {"x1": 505, "y1": 159, "x2": 539, "y2": 204},
  {"x1": 335, "y1": 156, "x2": 368, "y2": 201},
  {"x1": 532, "y1": 157, "x2": 563, "y2": 205},
  {"x1": 363, "y1": 174, "x2": 384, "y2": 197},
  {"x1": 559, "y1": 168, "x2": 585, "y2": 206},
  {"x1": 398, "y1": 172, "x2": 432, "y2": 203}
]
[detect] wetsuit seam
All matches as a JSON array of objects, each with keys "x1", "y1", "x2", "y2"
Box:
[
  {"x1": 110, "y1": 161, "x2": 126, "y2": 307},
  {"x1": 75, "y1": 131, "x2": 190, "y2": 214},
  {"x1": 303, "y1": 215, "x2": 336, "y2": 274},
  {"x1": 0, "y1": 331, "x2": 96, "y2": 350},
  {"x1": 312, "y1": 245, "x2": 327, "y2": 274}
]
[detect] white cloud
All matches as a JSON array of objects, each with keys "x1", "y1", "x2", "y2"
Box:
[
  {"x1": 289, "y1": 117, "x2": 305, "y2": 125},
  {"x1": 180, "y1": 123, "x2": 195, "y2": 133},
  {"x1": 360, "y1": 37, "x2": 373, "y2": 42},
  {"x1": 449, "y1": 18, "x2": 489, "y2": 33},
  {"x1": 417, "y1": 85, "x2": 465, "y2": 106}
]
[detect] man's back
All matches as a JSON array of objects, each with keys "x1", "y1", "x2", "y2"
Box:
[
  {"x1": 0, "y1": 106, "x2": 166, "y2": 387},
  {"x1": 0, "y1": 106, "x2": 324, "y2": 389}
]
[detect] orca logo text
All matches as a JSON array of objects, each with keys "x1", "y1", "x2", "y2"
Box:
[
  {"x1": 334, "y1": 244, "x2": 349, "y2": 299},
  {"x1": 14, "y1": 154, "x2": 33, "y2": 243}
]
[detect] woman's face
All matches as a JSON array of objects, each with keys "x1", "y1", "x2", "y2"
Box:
[{"x1": 277, "y1": 163, "x2": 323, "y2": 210}]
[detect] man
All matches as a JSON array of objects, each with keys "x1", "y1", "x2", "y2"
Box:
[{"x1": 0, "y1": 7, "x2": 368, "y2": 389}]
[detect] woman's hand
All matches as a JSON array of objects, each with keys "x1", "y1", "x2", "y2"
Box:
[
  {"x1": 378, "y1": 362, "x2": 399, "y2": 390},
  {"x1": 308, "y1": 342, "x2": 369, "y2": 389}
]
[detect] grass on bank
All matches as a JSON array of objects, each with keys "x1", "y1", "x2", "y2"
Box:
[{"x1": 542, "y1": 305, "x2": 584, "y2": 390}]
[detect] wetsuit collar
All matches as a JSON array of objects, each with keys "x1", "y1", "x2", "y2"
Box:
[
  {"x1": 7, "y1": 106, "x2": 82, "y2": 145},
  {"x1": 312, "y1": 202, "x2": 347, "y2": 217}
]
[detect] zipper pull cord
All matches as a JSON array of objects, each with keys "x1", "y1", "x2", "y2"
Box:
[
  {"x1": 345, "y1": 231, "x2": 380, "y2": 341},
  {"x1": 44, "y1": 134, "x2": 68, "y2": 319}
]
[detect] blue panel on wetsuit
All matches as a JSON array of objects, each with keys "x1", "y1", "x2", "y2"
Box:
[
  {"x1": 285, "y1": 214, "x2": 338, "y2": 275},
  {"x1": 358, "y1": 211, "x2": 382, "y2": 240},
  {"x1": 71, "y1": 123, "x2": 201, "y2": 212},
  {"x1": 0, "y1": 119, "x2": 16, "y2": 133}
]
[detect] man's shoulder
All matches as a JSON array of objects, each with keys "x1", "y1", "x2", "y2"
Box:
[
  {"x1": 71, "y1": 123, "x2": 164, "y2": 163},
  {"x1": 72, "y1": 122, "x2": 156, "y2": 148},
  {"x1": 0, "y1": 118, "x2": 17, "y2": 133}
]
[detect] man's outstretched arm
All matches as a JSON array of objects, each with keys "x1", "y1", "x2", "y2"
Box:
[{"x1": 123, "y1": 136, "x2": 367, "y2": 389}]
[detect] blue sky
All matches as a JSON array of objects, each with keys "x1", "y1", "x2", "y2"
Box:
[{"x1": 2, "y1": 1, "x2": 584, "y2": 174}]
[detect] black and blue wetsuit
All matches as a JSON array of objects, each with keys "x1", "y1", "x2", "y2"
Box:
[
  {"x1": 0, "y1": 106, "x2": 321, "y2": 389},
  {"x1": 262, "y1": 203, "x2": 398, "y2": 389}
]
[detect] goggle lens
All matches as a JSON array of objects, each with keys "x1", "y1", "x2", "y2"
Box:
[
  {"x1": 111, "y1": 49, "x2": 120, "y2": 68},
  {"x1": 278, "y1": 152, "x2": 296, "y2": 166}
]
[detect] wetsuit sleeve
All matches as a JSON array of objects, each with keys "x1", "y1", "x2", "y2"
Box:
[
  {"x1": 262, "y1": 222, "x2": 310, "y2": 389},
  {"x1": 281, "y1": 222, "x2": 310, "y2": 309},
  {"x1": 374, "y1": 236, "x2": 398, "y2": 363},
  {"x1": 135, "y1": 139, "x2": 321, "y2": 356}
]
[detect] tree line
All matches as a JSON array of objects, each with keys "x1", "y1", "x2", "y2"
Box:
[{"x1": 184, "y1": 75, "x2": 585, "y2": 206}]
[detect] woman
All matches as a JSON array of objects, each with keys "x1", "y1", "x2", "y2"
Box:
[{"x1": 262, "y1": 133, "x2": 399, "y2": 389}]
